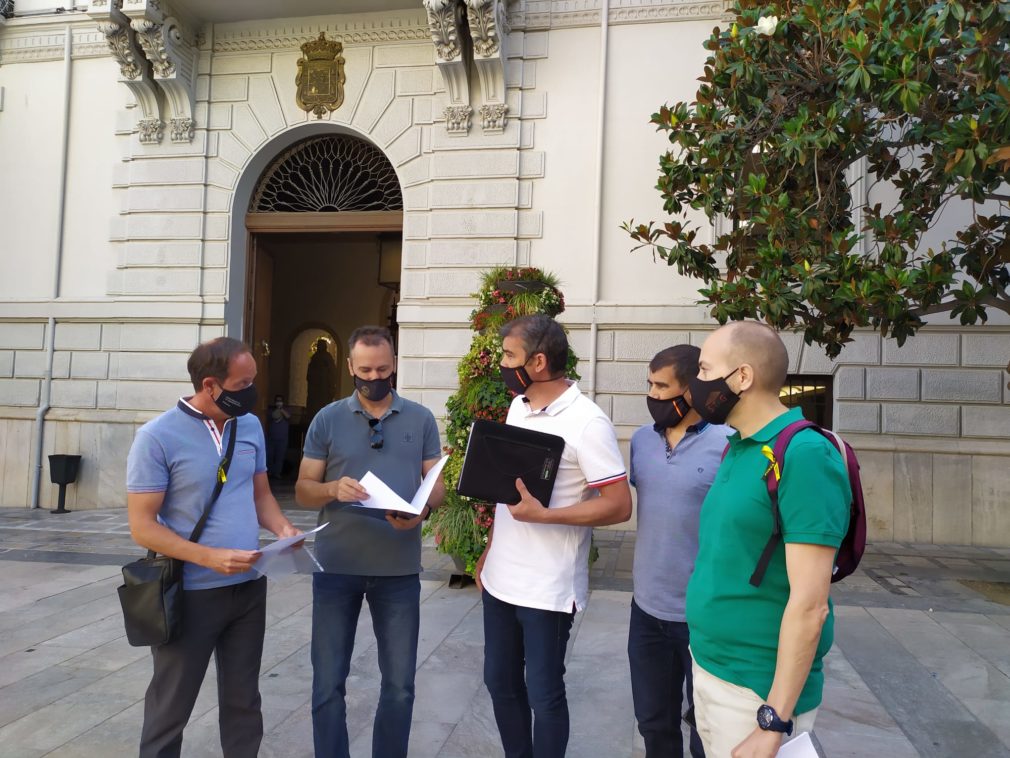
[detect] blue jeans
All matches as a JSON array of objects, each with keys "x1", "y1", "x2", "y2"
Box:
[
  {"x1": 482, "y1": 589, "x2": 575, "y2": 758},
  {"x1": 627, "y1": 599, "x2": 704, "y2": 758},
  {"x1": 311, "y1": 573, "x2": 420, "y2": 758}
]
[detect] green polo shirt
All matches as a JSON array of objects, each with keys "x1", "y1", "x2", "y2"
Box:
[{"x1": 686, "y1": 407, "x2": 850, "y2": 714}]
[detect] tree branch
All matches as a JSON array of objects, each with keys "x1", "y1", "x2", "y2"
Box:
[{"x1": 912, "y1": 292, "x2": 1010, "y2": 318}]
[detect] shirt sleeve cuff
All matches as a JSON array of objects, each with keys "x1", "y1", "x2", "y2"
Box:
[
  {"x1": 782, "y1": 531, "x2": 845, "y2": 547},
  {"x1": 587, "y1": 472, "x2": 628, "y2": 488}
]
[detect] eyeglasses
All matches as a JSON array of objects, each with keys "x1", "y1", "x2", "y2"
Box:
[{"x1": 368, "y1": 417, "x2": 384, "y2": 450}]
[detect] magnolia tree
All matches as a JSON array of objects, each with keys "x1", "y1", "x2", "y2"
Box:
[{"x1": 627, "y1": 0, "x2": 1010, "y2": 357}]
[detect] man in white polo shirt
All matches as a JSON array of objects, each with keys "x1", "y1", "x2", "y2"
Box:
[{"x1": 476, "y1": 314, "x2": 633, "y2": 758}]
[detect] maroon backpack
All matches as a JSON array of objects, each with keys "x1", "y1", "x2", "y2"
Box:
[{"x1": 723, "y1": 419, "x2": 867, "y2": 587}]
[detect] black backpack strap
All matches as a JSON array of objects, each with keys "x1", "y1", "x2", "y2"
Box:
[
  {"x1": 189, "y1": 418, "x2": 238, "y2": 544},
  {"x1": 144, "y1": 419, "x2": 239, "y2": 560},
  {"x1": 748, "y1": 420, "x2": 817, "y2": 588}
]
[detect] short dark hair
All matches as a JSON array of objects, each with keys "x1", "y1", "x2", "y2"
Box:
[
  {"x1": 187, "y1": 337, "x2": 250, "y2": 392},
  {"x1": 348, "y1": 325, "x2": 395, "y2": 354},
  {"x1": 649, "y1": 344, "x2": 701, "y2": 387},
  {"x1": 499, "y1": 314, "x2": 568, "y2": 374}
]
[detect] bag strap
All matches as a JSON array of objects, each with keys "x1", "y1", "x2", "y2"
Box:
[
  {"x1": 145, "y1": 418, "x2": 239, "y2": 560},
  {"x1": 748, "y1": 420, "x2": 816, "y2": 588}
]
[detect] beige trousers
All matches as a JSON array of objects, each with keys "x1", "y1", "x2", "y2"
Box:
[{"x1": 691, "y1": 660, "x2": 818, "y2": 758}]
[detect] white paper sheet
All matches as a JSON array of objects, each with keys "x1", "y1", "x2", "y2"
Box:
[
  {"x1": 252, "y1": 524, "x2": 327, "y2": 578},
  {"x1": 357, "y1": 455, "x2": 449, "y2": 516},
  {"x1": 776, "y1": 732, "x2": 818, "y2": 758}
]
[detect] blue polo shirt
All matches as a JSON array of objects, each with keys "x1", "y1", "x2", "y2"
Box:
[
  {"x1": 304, "y1": 390, "x2": 441, "y2": 576},
  {"x1": 629, "y1": 421, "x2": 733, "y2": 621},
  {"x1": 126, "y1": 399, "x2": 267, "y2": 591}
]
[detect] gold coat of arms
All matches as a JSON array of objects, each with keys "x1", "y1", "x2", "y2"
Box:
[{"x1": 296, "y1": 32, "x2": 346, "y2": 119}]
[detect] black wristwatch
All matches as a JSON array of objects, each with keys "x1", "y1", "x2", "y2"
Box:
[{"x1": 756, "y1": 704, "x2": 793, "y2": 735}]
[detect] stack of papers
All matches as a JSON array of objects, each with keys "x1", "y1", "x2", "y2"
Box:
[
  {"x1": 358, "y1": 455, "x2": 449, "y2": 516},
  {"x1": 252, "y1": 523, "x2": 327, "y2": 578},
  {"x1": 777, "y1": 732, "x2": 818, "y2": 757}
]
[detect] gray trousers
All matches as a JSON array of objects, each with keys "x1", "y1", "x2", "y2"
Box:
[{"x1": 139, "y1": 576, "x2": 267, "y2": 758}]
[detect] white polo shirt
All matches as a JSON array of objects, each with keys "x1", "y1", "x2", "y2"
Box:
[{"x1": 480, "y1": 382, "x2": 627, "y2": 613}]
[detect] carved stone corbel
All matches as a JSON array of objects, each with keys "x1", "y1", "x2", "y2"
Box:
[
  {"x1": 478, "y1": 102, "x2": 508, "y2": 134},
  {"x1": 121, "y1": 0, "x2": 198, "y2": 142},
  {"x1": 423, "y1": 0, "x2": 472, "y2": 135},
  {"x1": 465, "y1": 0, "x2": 509, "y2": 133},
  {"x1": 444, "y1": 105, "x2": 472, "y2": 136},
  {"x1": 88, "y1": 0, "x2": 164, "y2": 143}
]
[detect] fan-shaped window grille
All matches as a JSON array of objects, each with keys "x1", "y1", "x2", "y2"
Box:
[{"x1": 251, "y1": 135, "x2": 402, "y2": 213}]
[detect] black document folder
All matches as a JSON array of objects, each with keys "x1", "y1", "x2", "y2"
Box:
[{"x1": 456, "y1": 420, "x2": 565, "y2": 506}]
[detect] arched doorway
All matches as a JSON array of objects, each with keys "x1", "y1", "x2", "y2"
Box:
[{"x1": 242, "y1": 133, "x2": 404, "y2": 477}]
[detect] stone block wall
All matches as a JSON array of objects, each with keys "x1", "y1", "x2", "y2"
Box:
[
  {"x1": 583, "y1": 325, "x2": 1010, "y2": 547},
  {"x1": 0, "y1": 318, "x2": 213, "y2": 507}
]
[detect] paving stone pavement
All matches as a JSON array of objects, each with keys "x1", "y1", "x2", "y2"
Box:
[{"x1": 1, "y1": 501, "x2": 1009, "y2": 757}]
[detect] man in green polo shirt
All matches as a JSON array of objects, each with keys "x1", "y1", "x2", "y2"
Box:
[{"x1": 685, "y1": 322, "x2": 849, "y2": 758}]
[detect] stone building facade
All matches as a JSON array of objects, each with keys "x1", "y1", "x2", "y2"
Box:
[{"x1": 0, "y1": 0, "x2": 1007, "y2": 546}]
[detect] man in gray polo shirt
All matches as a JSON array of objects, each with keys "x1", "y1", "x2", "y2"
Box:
[
  {"x1": 127, "y1": 337, "x2": 300, "y2": 758},
  {"x1": 295, "y1": 325, "x2": 444, "y2": 758},
  {"x1": 628, "y1": 344, "x2": 732, "y2": 758}
]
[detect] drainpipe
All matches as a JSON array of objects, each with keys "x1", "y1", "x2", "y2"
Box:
[
  {"x1": 587, "y1": 0, "x2": 610, "y2": 401},
  {"x1": 30, "y1": 24, "x2": 73, "y2": 509}
]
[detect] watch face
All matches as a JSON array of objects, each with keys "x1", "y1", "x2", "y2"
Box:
[{"x1": 757, "y1": 706, "x2": 774, "y2": 729}]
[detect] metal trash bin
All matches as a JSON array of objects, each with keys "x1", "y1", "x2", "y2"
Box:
[{"x1": 48, "y1": 454, "x2": 82, "y2": 514}]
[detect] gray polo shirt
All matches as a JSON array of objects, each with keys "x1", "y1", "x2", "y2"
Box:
[
  {"x1": 303, "y1": 390, "x2": 441, "y2": 576},
  {"x1": 629, "y1": 421, "x2": 733, "y2": 622},
  {"x1": 126, "y1": 399, "x2": 267, "y2": 591}
]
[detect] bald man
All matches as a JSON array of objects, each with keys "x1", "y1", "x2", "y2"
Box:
[{"x1": 684, "y1": 322, "x2": 850, "y2": 758}]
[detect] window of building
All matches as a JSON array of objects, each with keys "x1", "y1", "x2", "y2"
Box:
[{"x1": 780, "y1": 375, "x2": 833, "y2": 428}]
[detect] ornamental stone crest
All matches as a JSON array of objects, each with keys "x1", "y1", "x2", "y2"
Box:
[{"x1": 296, "y1": 32, "x2": 346, "y2": 119}]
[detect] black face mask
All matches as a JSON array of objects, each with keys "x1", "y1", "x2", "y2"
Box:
[
  {"x1": 354, "y1": 374, "x2": 393, "y2": 402},
  {"x1": 500, "y1": 363, "x2": 534, "y2": 395},
  {"x1": 214, "y1": 383, "x2": 258, "y2": 417},
  {"x1": 647, "y1": 394, "x2": 691, "y2": 430},
  {"x1": 688, "y1": 367, "x2": 741, "y2": 425}
]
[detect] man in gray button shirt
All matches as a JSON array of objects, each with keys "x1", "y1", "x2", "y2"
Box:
[
  {"x1": 295, "y1": 326, "x2": 445, "y2": 758},
  {"x1": 628, "y1": 345, "x2": 732, "y2": 758}
]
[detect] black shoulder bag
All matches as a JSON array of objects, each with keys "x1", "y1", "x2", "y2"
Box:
[{"x1": 117, "y1": 420, "x2": 238, "y2": 647}]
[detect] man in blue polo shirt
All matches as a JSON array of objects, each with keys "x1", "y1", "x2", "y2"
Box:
[
  {"x1": 295, "y1": 325, "x2": 445, "y2": 758},
  {"x1": 629, "y1": 345, "x2": 731, "y2": 758},
  {"x1": 126, "y1": 337, "x2": 300, "y2": 758}
]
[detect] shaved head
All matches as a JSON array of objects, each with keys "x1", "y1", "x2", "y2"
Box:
[{"x1": 701, "y1": 321, "x2": 789, "y2": 393}]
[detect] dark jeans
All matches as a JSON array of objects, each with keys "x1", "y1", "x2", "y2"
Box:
[
  {"x1": 140, "y1": 576, "x2": 267, "y2": 758},
  {"x1": 311, "y1": 572, "x2": 420, "y2": 758},
  {"x1": 482, "y1": 589, "x2": 575, "y2": 758},
  {"x1": 627, "y1": 598, "x2": 704, "y2": 758}
]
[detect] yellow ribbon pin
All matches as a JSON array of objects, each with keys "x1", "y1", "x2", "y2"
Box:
[{"x1": 761, "y1": 445, "x2": 781, "y2": 481}]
